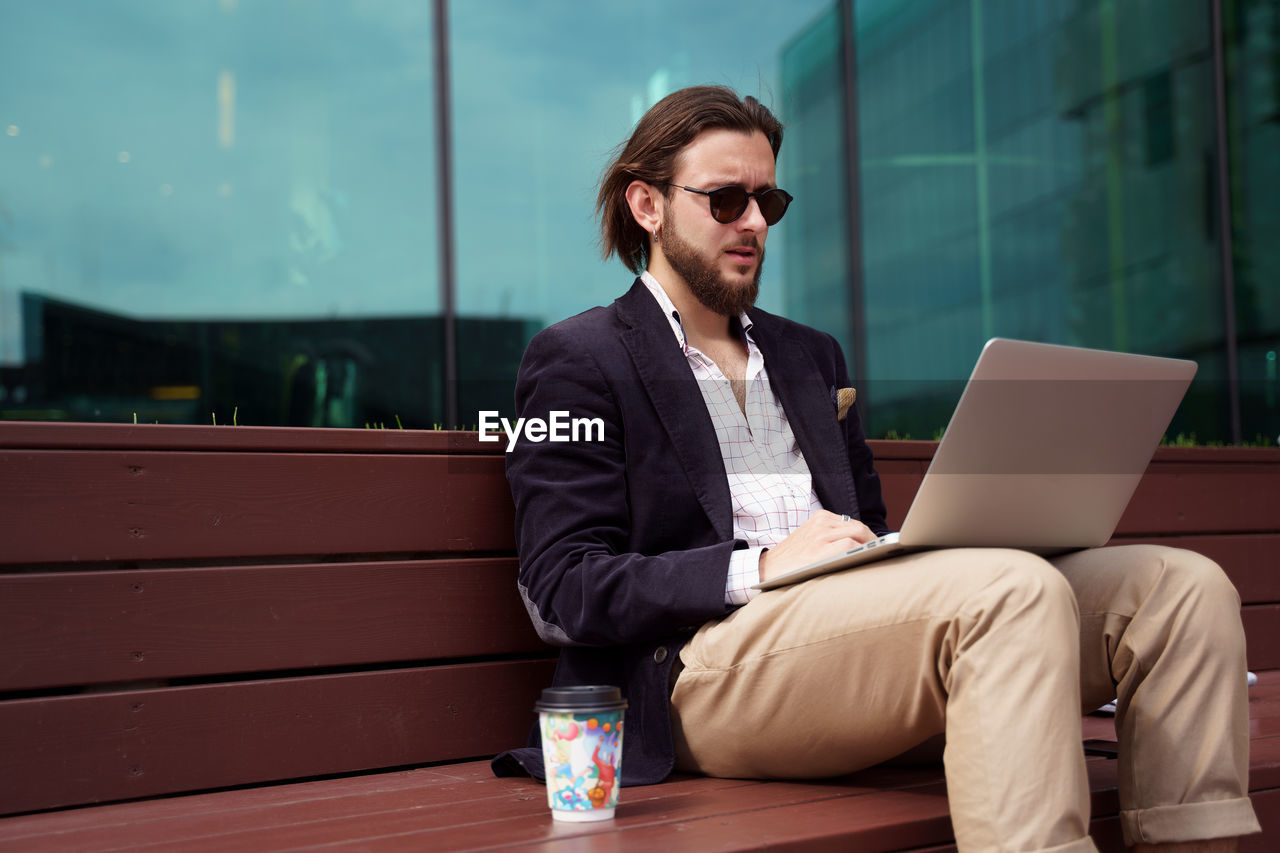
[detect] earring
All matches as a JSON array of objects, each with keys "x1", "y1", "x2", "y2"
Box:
[{"x1": 653, "y1": 223, "x2": 661, "y2": 243}]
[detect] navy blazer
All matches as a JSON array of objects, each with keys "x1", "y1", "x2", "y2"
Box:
[{"x1": 492, "y1": 279, "x2": 888, "y2": 785}]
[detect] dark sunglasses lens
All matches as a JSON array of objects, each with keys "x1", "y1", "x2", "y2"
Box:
[
  {"x1": 758, "y1": 189, "x2": 792, "y2": 225},
  {"x1": 707, "y1": 186, "x2": 749, "y2": 223}
]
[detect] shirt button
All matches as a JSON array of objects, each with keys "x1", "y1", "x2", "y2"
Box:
[{"x1": 654, "y1": 647, "x2": 669, "y2": 664}]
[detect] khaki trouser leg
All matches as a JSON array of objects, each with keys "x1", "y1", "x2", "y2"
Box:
[
  {"x1": 1051, "y1": 544, "x2": 1260, "y2": 846},
  {"x1": 671, "y1": 548, "x2": 1095, "y2": 853}
]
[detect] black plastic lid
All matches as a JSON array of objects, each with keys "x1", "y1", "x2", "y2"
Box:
[{"x1": 534, "y1": 685, "x2": 628, "y2": 713}]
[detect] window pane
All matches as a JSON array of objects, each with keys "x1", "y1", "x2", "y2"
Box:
[
  {"x1": 0, "y1": 0, "x2": 439, "y2": 427},
  {"x1": 1226, "y1": 0, "x2": 1280, "y2": 445},
  {"x1": 3, "y1": 1, "x2": 1270, "y2": 445},
  {"x1": 847, "y1": 0, "x2": 1234, "y2": 441},
  {"x1": 448, "y1": 0, "x2": 833, "y2": 422}
]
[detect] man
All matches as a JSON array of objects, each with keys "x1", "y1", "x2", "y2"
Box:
[{"x1": 492, "y1": 86, "x2": 1259, "y2": 851}]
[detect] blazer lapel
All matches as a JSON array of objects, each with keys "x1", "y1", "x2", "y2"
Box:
[
  {"x1": 748, "y1": 314, "x2": 858, "y2": 515},
  {"x1": 615, "y1": 281, "x2": 734, "y2": 539}
]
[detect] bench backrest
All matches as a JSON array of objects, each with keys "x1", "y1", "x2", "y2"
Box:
[
  {"x1": 2, "y1": 423, "x2": 1277, "y2": 816},
  {"x1": 0, "y1": 423, "x2": 552, "y2": 816}
]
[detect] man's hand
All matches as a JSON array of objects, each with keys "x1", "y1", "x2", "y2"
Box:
[{"x1": 758, "y1": 510, "x2": 877, "y2": 583}]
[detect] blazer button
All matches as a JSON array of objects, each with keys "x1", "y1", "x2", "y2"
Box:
[{"x1": 653, "y1": 646, "x2": 668, "y2": 664}]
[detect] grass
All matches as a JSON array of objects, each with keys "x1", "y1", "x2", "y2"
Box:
[
  {"x1": 1161, "y1": 432, "x2": 1276, "y2": 448},
  {"x1": 210, "y1": 407, "x2": 238, "y2": 427},
  {"x1": 125, "y1": 411, "x2": 499, "y2": 430},
  {"x1": 880, "y1": 428, "x2": 947, "y2": 442}
]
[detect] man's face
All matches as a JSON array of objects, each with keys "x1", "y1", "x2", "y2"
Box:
[{"x1": 658, "y1": 129, "x2": 776, "y2": 317}]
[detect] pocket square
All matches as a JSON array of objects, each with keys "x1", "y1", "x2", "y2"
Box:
[{"x1": 834, "y1": 386, "x2": 857, "y2": 421}]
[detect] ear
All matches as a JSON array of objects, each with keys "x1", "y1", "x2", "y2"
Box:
[{"x1": 624, "y1": 180, "x2": 663, "y2": 239}]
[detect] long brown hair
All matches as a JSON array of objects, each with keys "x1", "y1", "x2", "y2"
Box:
[{"x1": 597, "y1": 86, "x2": 784, "y2": 274}]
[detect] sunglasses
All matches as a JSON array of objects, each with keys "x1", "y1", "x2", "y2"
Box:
[{"x1": 667, "y1": 183, "x2": 794, "y2": 226}]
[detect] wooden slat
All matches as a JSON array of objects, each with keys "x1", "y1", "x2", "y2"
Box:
[
  {"x1": 415, "y1": 781, "x2": 955, "y2": 853},
  {"x1": 0, "y1": 421, "x2": 496, "y2": 454},
  {"x1": 1251, "y1": 736, "x2": 1280, "y2": 792},
  {"x1": 1245, "y1": 605, "x2": 1280, "y2": 671},
  {"x1": 875, "y1": 459, "x2": 928, "y2": 531},
  {"x1": 5, "y1": 425, "x2": 1269, "y2": 464},
  {"x1": 4, "y1": 436, "x2": 1277, "y2": 563},
  {"x1": 0, "y1": 659, "x2": 556, "y2": 816},
  {"x1": 867, "y1": 441, "x2": 1280, "y2": 467},
  {"x1": 1249, "y1": 716, "x2": 1280, "y2": 739},
  {"x1": 867, "y1": 439, "x2": 939, "y2": 462},
  {"x1": 1241, "y1": 787, "x2": 1280, "y2": 853},
  {"x1": 4, "y1": 423, "x2": 1276, "y2": 468},
  {"x1": 1116, "y1": 463, "x2": 1280, "y2": 536},
  {"x1": 0, "y1": 450, "x2": 515, "y2": 564},
  {"x1": 0, "y1": 764, "x2": 497, "y2": 844},
  {"x1": 0, "y1": 424, "x2": 931, "y2": 458},
  {"x1": 112, "y1": 773, "x2": 955, "y2": 853},
  {"x1": 864, "y1": 441, "x2": 1280, "y2": 540},
  {"x1": 1108, "y1": 534, "x2": 1280, "y2": 604},
  {"x1": 0, "y1": 769, "x2": 747, "y2": 852},
  {"x1": 0, "y1": 559, "x2": 549, "y2": 692}
]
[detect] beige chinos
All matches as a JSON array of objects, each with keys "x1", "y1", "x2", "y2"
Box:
[{"x1": 669, "y1": 544, "x2": 1260, "y2": 851}]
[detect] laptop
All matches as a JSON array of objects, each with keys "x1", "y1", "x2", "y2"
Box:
[{"x1": 753, "y1": 338, "x2": 1197, "y2": 591}]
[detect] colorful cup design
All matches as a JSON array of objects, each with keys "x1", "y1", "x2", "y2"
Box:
[{"x1": 536, "y1": 686, "x2": 627, "y2": 822}]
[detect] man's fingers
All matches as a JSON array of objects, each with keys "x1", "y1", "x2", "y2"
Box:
[{"x1": 822, "y1": 513, "x2": 876, "y2": 545}]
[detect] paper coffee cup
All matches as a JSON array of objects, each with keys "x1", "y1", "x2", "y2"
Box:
[{"x1": 536, "y1": 685, "x2": 627, "y2": 822}]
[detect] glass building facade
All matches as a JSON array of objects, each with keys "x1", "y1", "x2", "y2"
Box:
[{"x1": 1, "y1": 0, "x2": 1277, "y2": 444}]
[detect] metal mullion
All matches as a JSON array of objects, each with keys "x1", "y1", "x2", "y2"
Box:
[
  {"x1": 433, "y1": 0, "x2": 458, "y2": 429},
  {"x1": 840, "y1": 0, "x2": 868, "y2": 421},
  {"x1": 1210, "y1": 0, "x2": 1242, "y2": 444}
]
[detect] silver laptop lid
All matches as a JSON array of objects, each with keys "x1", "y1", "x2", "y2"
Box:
[{"x1": 897, "y1": 338, "x2": 1196, "y2": 550}]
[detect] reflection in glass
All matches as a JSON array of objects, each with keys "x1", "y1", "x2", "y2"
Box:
[
  {"x1": 448, "y1": 0, "x2": 831, "y2": 422},
  {"x1": 0, "y1": 0, "x2": 1275, "y2": 444},
  {"x1": 0, "y1": 0, "x2": 439, "y2": 426},
  {"x1": 1225, "y1": 0, "x2": 1280, "y2": 444},
  {"x1": 843, "y1": 0, "x2": 1233, "y2": 441}
]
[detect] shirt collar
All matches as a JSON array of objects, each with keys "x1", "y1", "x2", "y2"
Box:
[{"x1": 639, "y1": 270, "x2": 754, "y2": 351}]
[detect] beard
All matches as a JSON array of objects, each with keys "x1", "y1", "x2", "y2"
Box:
[{"x1": 660, "y1": 213, "x2": 764, "y2": 318}]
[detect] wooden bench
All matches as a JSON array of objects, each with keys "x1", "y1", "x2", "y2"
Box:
[{"x1": 1, "y1": 422, "x2": 1277, "y2": 850}]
